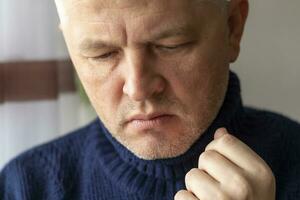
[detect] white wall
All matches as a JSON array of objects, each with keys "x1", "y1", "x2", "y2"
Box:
[
  {"x1": 0, "y1": 0, "x2": 68, "y2": 61},
  {"x1": 233, "y1": 0, "x2": 300, "y2": 122}
]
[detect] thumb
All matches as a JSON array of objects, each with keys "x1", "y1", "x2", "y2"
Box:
[{"x1": 214, "y1": 127, "x2": 228, "y2": 139}]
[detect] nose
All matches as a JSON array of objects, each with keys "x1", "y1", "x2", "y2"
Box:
[{"x1": 122, "y1": 50, "x2": 166, "y2": 101}]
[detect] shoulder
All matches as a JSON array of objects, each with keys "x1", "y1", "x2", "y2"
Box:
[
  {"x1": 241, "y1": 107, "x2": 300, "y2": 168},
  {"x1": 7, "y1": 118, "x2": 96, "y2": 170},
  {"x1": 0, "y1": 119, "x2": 99, "y2": 200},
  {"x1": 244, "y1": 106, "x2": 300, "y2": 135},
  {"x1": 243, "y1": 106, "x2": 300, "y2": 152},
  {"x1": 243, "y1": 107, "x2": 300, "y2": 198}
]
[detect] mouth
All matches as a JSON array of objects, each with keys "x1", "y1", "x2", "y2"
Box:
[
  {"x1": 125, "y1": 113, "x2": 175, "y2": 131},
  {"x1": 127, "y1": 112, "x2": 171, "y2": 121}
]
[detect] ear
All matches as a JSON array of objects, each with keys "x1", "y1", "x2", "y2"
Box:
[{"x1": 227, "y1": 0, "x2": 249, "y2": 63}]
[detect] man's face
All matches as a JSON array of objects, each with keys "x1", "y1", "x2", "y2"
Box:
[{"x1": 59, "y1": 0, "x2": 234, "y2": 159}]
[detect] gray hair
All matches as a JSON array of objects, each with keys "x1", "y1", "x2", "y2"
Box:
[{"x1": 55, "y1": 0, "x2": 231, "y2": 25}]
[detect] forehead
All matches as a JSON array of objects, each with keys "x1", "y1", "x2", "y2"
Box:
[
  {"x1": 57, "y1": 0, "x2": 220, "y2": 23},
  {"x1": 58, "y1": 0, "x2": 225, "y2": 50}
]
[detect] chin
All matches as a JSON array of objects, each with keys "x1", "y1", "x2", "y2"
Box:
[
  {"x1": 129, "y1": 146, "x2": 187, "y2": 160},
  {"x1": 110, "y1": 112, "x2": 214, "y2": 160},
  {"x1": 116, "y1": 131, "x2": 199, "y2": 160}
]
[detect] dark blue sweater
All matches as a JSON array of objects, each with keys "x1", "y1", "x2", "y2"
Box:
[{"x1": 1, "y1": 72, "x2": 300, "y2": 200}]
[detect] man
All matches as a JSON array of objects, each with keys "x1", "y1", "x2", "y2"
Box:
[{"x1": 1, "y1": 0, "x2": 299, "y2": 199}]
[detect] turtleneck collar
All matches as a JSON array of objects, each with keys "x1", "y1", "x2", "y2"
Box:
[{"x1": 86, "y1": 70, "x2": 244, "y2": 198}]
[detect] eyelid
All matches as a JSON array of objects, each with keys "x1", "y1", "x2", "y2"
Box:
[
  {"x1": 98, "y1": 51, "x2": 118, "y2": 58},
  {"x1": 88, "y1": 50, "x2": 119, "y2": 62},
  {"x1": 154, "y1": 41, "x2": 194, "y2": 50},
  {"x1": 156, "y1": 44, "x2": 181, "y2": 49}
]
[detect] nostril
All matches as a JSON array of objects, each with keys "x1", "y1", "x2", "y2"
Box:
[{"x1": 152, "y1": 76, "x2": 166, "y2": 95}]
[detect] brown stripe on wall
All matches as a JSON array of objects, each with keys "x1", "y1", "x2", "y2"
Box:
[{"x1": 0, "y1": 60, "x2": 76, "y2": 103}]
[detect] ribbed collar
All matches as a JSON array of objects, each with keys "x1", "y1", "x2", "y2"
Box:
[{"x1": 87, "y1": 71, "x2": 244, "y2": 198}]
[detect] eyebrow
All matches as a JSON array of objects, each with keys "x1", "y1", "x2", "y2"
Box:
[
  {"x1": 150, "y1": 25, "x2": 195, "y2": 41},
  {"x1": 78, "y1": 25, "x2": 195, "y2": 52},
  {"x1": 78, "y1": 39, "x2": 117, "y2": 52}
]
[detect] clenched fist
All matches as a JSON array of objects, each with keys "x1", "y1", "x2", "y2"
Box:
[{"x1": 175, "y1": 128, "x2": 276, "y2": 200}]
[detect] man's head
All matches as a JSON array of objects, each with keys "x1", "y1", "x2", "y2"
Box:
[{"x1": 55, "y1": 0, "x2": 248, "y2": 160}]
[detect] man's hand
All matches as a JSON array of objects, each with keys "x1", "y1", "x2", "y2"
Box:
[{"x1": 174, "y1": 128, "x2": 276, "y2": 200}]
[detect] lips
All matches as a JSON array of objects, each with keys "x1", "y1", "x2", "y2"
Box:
[
  {"x1": 125, "y1": 112, "x2": 175, "y2": 131},
  {"x1": 126, "y1": 113, "x2": 172, "y2": 123}
]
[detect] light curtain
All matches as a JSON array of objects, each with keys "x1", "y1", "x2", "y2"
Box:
[{"x1": 0, "y1": 0, "x2": 96, "y2": 170}]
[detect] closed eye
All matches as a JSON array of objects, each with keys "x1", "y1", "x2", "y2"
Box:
[
  {"x1": 88, "y1": 51, "x2": 119, "y2": 63},
  {"x1": 154, "y1": 42, "x2": 194, "y2": 51},
  {"x1": 96, "y1": 51, "x2": 118, "y2": 59},
  {"x1": 157, "y1": 45, "x2": 181, "y2": 50}
]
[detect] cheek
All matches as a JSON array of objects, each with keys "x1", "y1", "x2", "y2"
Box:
[
  {"x1": 74, "y1": 60, "x2": 124, "y2": 122},
  {"x1": 94, "y1": 77, "x2": 123, "y2": 116},
  {"x1": 165, "y1": 54, "x2": 211, "y2": 96},
  {"x1": 163, "y1": 49, "x2": 228, "y2": 113}
]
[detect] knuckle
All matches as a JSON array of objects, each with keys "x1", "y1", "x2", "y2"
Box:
[
  {"x1": 252, "y1": 162, "x2": 268, "y2": 174},
  {"x1": 185, "y1": 168, "x2": 199, "y2": 184},
  {"x1": 174, "y1": 190, "x2": 187, "y2": 200},
  {"x1": 219, "y1": 134, "x2": 236, "y2": 146},
  {"x1": 198, "y1": 150, "x2": 221, "y2": 168},
  {"x1": 231, "y1": 174, "x2": 251, "y2": 199},
  {"x1": 199, "y1": 150, "x2": 215, "y2": 163},
  {"x1": 198, "y1": 151, "x2": 208, "y2": 164}
]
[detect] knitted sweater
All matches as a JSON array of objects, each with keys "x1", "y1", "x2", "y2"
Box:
[{"x1": 1, "y1": 72, "x2": 300, "y2": 200}]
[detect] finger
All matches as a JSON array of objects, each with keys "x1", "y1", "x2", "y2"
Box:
[
  {"x1": 185, "y1": 168, "x2": 222, "y2": 199},
  {"x1": 205, "y1": 128, "x2": 266, "y2": 174},
  {"x1": 198, "y1": 150, "x2": 251, "y2": 198},
  {"x1": 198, "y1": 150, "x2": 244, "y2": 183},
  {"x1": 214, "y1": 127, "x2": 227, "y2": 139},
  {"x1": 174, "y1": 190, "x2": 198, "y2": 200}
]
